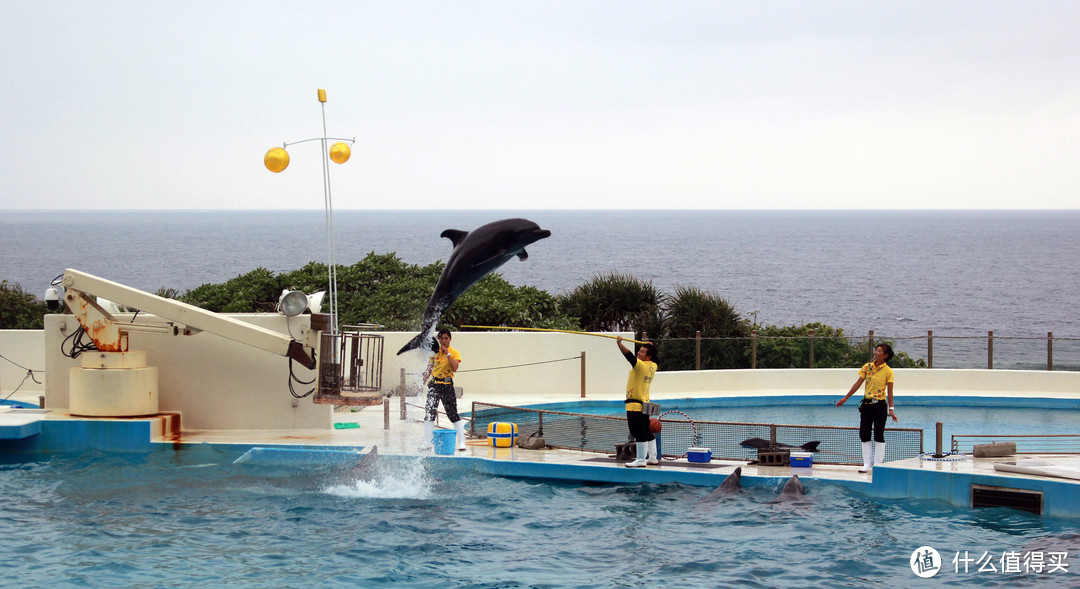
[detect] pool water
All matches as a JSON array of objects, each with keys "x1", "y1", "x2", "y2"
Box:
[
  {"x1": 573, "y1": 399, "x2": 1080, "y2": 442},
  {"x1": 2, "y1": 447, "x2": 1079, "y2": 587}
]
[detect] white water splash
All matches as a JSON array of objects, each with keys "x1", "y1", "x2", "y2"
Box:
[{"x1": 322, "y1": 457, "x2": 434, "y2": 500}]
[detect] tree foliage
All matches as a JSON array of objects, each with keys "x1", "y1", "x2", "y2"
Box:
[
  {"x1": 660, "y1": 285, "x2": 750, "y2": 370},
  {"x1": 1, "y1": 261, "x2": 924, "y2": 370},
  {"x1": 558, "y1": 272, "x2": 664, "y2": 335},
  {"x1": 177, "y1": 253, "x2": 576, "y2": 331},
  {"x1": 0, "y1": 281, "x2": 51, "y2": 329}
]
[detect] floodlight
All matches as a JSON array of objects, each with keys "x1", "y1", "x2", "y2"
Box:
[
  {"x1": 307, "y1": 291, "x2": 325, "y2": 314},
  {"x1": 277, "y1": 290, "x2": 309, "y2": 317}
]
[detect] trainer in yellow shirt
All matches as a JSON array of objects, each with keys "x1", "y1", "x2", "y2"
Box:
[{"x1": 617, "y1": 336, "x2": 659, "y2": 468}]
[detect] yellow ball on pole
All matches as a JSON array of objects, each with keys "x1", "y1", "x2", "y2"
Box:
[
  {"x1": 264, "y1": 147, "x2": 290, "y2": 173},
  {"x1": 329, "y1": 142, "x2": 351, "y2": 164}
]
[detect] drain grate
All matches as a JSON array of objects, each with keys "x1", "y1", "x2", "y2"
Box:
[{"x1": 971, "y1": 484, "x2": 1043, "y2": 515}]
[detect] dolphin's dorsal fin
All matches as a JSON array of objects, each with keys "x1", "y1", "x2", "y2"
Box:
[
  {"x1": 440, "y1": 229, "x2": 469, "y2": 247},
  {"x1": 516, "y1": 249, "x2": 529, "y2": 261}
]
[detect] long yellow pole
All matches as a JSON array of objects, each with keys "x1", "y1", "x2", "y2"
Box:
[{"x1": 461, "y1": 325, "x2": 648, "y2": 345}]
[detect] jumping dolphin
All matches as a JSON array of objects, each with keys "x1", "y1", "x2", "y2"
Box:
[
  {"x1": 779, "y1": 474, "x2": 806, "y2": 497},
  {"x1": 706, "y1": 467, "x2": 743, "y2": 498},
  {"x1": 397, "y1": 218, "x2": 552, "y2": 355},
  {"x1": 740, "y1": 438, "x2": 821, "y2": 453}
]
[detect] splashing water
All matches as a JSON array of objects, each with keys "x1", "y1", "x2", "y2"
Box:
[{"x1": 323, "y1": 456, "x2": 434, "y2": 500}]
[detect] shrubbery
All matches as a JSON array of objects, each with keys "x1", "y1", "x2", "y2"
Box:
[{"x1": 0, "y1": 261, "x2": 924, "y2": 369}]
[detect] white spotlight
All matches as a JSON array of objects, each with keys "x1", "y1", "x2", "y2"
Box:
[
  {"x1": 277, "y1": 290, "x2": 309, "y2": 317},
  {"x1": 307, "y1": 291, "x2": 325, "y2": 314}
]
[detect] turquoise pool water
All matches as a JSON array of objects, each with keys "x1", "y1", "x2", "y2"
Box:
[
  {"x1": 2, "y1": 447, "x2": 1079, "y2": 587},
  {"x1": 560, "y1": 397, "x2": 1080, "y2": 443}
]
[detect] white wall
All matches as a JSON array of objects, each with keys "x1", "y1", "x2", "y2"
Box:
[
  {"x1": 377, "y1": 330, "x2": 635, "y2": 402},
  {"x1": 22, "y1": 318, "x2": 1080, "y2": 431},
  {"x1": 0, "y1": 329, "x2": 46, "y2": 399},
  {"x1": 651, "y1": 367, "x2": 1080, "y2": 399},
  {"x1": 44, "y1": 313, "x2": 331, "y2": 430}
]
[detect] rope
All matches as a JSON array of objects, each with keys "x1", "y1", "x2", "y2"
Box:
[
  {"x1": 457, "y1": 355, "x2": 581, "y2": 373},
  {"x1": 0, "y1": 353, "x2": 44, "y2": 402}
]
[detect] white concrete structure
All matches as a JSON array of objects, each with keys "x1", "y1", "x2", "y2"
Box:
[{"x1": 6, "y1": 321, "x2": 1080, "y2": 431}]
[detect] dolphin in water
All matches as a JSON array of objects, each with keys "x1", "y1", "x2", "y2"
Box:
[
  {"x1": 779, "y1": 474, "x2": 806, "y2": 497},
  {"x1": 705, "y1": 467, "x2": 743, "y2": 498},
  {"x1": 740, "y1": 438, "x2": 821, "y2": 453},
  {"x1": 342, "y1": 446, "x2": 379, "y2": 482},
  {"x1": 397, "y1": 218, "x2": 552, "y2": 355}
]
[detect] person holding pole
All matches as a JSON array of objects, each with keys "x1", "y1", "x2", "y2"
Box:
[
  {"x1": 836, "y1": 343, "x2": 897, "y2": 472},
  {"x1": 617, "y1": 336, "x2": 659, "y2": 467}
]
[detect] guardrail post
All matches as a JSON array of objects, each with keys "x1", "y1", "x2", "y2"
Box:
[
  {"x1": 695, "y1": 331, "x2": 701, "y2": 370},
  {"x1": 384, "y1": 392, "x2": 390, "y2": 430},
  {"x1": 808, "y1": 329, "x2": 816, "y2": 369},
  {"x1": 987, "y1": 330, "x2": 994, "y2": 370},
  {"x1": 868, "y1": 330, "x2": 874, "y2": 362},
  {"x1": 1048, "y1": 331, "x2": 1054, "y2": 371},
  {"x1": 751, "y1": 330, "x2": 757, "y2": 369},
  {"x1": 580, "y1": 351, "x2": 586, "y2": 398},
  {"x1": 927, "y1": 330, "x2": 933, "y2": 369}
]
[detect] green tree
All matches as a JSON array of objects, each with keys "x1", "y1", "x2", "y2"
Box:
[
  {"x1": 0, "y1": 281, "x2": 51, "y2": 329},
  {"x1": 558, "y1": 272, "x2": 664, "y2": 336},
  {"x1": 661, "y1": 285, "x2": 750, "y2": 370}
]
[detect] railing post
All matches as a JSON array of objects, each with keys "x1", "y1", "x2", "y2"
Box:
[
  {"x1": 987, "y1": 330, "x2": 994, "y2": 370},
  {"x1": 1048, "y1": 331, "x2": 1054, "y2": 371},
  {"x1": 384, "y1": 391, "x2": 390, "y2": 430},
  {"x1": 695, "y1": 330, "x2": 701, "y2": 371},
  {"x1": 399, "y1": 367, "x2": 407, "y2": 420},
  {"x1": 808, "y1": 329, "x2": 816, "y2": 369},
  {"x1": 927, "y1": 330, "x2": 933, "y2": 369},
  {"x1": 868, "y1": 330, "x2": 875, "y2": 362},
  {"x1": 751, "y1": 330, "x2": 757, "y2": 369},
  {"x1": 580, "y1": 351, "x2": 586, "y2": 398}
]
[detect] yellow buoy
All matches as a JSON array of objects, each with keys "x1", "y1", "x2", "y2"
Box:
[
  {"x1": 329, "y1": 142, "x2": 351, "y2": 164},
  {"x1": 264, "y1": 147, "x2": 290, "y2": 173}
]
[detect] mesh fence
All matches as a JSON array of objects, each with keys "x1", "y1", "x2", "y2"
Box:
[{"x1": 470, "y1": 402, "x2": 923, "y2": 465}]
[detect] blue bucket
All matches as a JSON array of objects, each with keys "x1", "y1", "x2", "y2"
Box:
[{"x1": 433, "y1": 429, "x2": 456, "y2": 455}]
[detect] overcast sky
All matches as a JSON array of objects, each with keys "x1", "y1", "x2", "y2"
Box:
[{"x1": 2, "y1": 1, "x2": 1078, "y2": 210}]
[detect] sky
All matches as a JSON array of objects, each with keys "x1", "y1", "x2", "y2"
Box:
[{"x1": 1, "y1": 1, "x2": 1078, "y2": 211}]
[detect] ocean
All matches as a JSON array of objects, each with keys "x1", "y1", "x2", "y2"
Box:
[{"x1": 3, "y1": 209, "x2": 1079, "y2": 368}]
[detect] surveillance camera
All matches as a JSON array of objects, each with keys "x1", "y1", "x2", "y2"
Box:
[{"x1": 44, "y1": 287, "x2": 62, "y2": 311}]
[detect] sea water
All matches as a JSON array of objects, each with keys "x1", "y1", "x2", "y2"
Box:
[
  {"x1": 3, "y1": 209, "x2": 1080, "y2": 367},
  {"x1": 2, "y1": 447, "x2": 1078, "y2": 588}
]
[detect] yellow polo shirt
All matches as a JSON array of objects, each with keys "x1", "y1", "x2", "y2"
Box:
[
  {"x1": 859, "y1": 361, "x2": 893, "y2": 402},
  {"x1": 428, "y1": 346, "x2": 460, "y2": 383},
  {"x1": 624, "y1": 359, "x2": 658, "y2": 412}
]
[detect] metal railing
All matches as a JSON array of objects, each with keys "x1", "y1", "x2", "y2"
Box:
[
  {"x1": 470, "y1": 402, "x2": 923, "y2": 465},
  {"x1": 652, "y1": 330, "x2": 1080, "y2": 371},
  {"x1": 317, "y1": 330, "x2": 384, "y2": 398},
  {"x1": 952, "y1": 434, "x2": 1080, "y2": 454}
]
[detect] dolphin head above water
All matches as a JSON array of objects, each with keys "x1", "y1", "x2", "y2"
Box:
[
  {"x1": 779, "y1": 474, "x2": 806, "y2": 497},
  {"x1": 397, "y1": 218, "x2": 551, "y2": 355}
]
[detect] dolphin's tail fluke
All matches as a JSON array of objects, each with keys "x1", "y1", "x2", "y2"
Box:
[
  {"x1": 397, "y1": 332, "x2": 438, "y2": 356},
  {"x1": 801, "y1": 441, "x2": 821, "y2": 452}
]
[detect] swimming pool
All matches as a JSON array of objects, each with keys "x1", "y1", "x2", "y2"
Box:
[
  {"x1": 553, "y1": 396, "x2": 1080, "y2": 445},
  {"x1": 2, "y1": 446, "x2": 1078, "y2": 587}
]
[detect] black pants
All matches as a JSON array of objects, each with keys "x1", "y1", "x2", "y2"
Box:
[
  {"x1": 859, "y1": 400, "x2": 888, "y2": 443},
  {"x1": 626, "y1": 411, "x2": 654, "y2": 443},
  {"x1": 425, "y1": 381, "x2": 459, "y2": 423}
]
